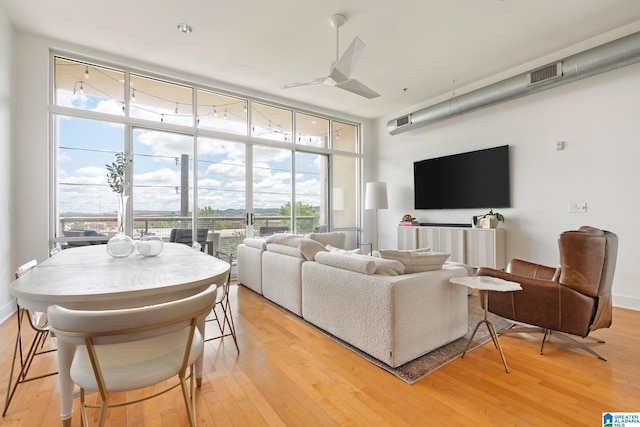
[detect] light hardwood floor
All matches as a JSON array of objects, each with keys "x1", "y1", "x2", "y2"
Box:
[{"x1": 1, "y1": 282, "x2": 639, "y2": 426}]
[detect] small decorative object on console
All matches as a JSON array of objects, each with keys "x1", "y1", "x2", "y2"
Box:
[
  {"x1": 399, "y1": 214, "x2": 419, "y2": 226},
  {"x1": 472, "y1": 210, "x2": 505, "y2": 229}
]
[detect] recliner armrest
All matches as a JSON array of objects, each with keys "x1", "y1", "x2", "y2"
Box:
[
  {"x1": 477, "y1": 267, "x2": 560, "y2": 291},
  {"x1": 505, "y1": 259, "x2": 558, "y2": 280}
]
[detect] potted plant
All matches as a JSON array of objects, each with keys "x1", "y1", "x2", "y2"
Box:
[
  {"x1": 472, "y1": 210, "x2": 505, "y2": 228},
  {"x1": 105, "y1": 152, "x2": 134, "y2": 257},
  {"x1": 106, "y1": 152, "x2": 129, "y2": 195}
]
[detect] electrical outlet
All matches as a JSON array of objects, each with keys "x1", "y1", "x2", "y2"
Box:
[{"x1": 568, "y1": 202, "x2": 587, "y2": 213}]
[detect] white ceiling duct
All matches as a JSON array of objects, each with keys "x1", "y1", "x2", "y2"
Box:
[{"x1": 387, "y1": 31, "x2": 640, "y2": 135}]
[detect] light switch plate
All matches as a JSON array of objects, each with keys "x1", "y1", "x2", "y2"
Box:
[{"x1": 568, "y1": 202, "x2": 587, "y2": 213}]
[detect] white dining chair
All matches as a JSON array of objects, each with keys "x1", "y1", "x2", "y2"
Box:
[
  {"x1": 205, "y1": 250, "x2": 239, "y2": 352},
  {"x1": 3, "y1": 259, "x2": 57, "y2": 417},
  {"x1": 48, "y1": 284, "x2": 218, "y2": 427}
]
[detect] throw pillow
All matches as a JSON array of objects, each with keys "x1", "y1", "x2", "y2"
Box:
[
  {"x1": 377, "y1": 248, "x2": 431, "y2": 258},
  {"x1": 309, "y1": 232, "x2": 346, "y2": 249},
  {"x1": 367, "y1": 256, "x2": 405, "y2": 276},
  {"x1": 297, "y1": 238, "x2": 328, "y2": 261},
  {"x1": 266, "y1": 243, "x2": 305, "y2": 259},
  {"x1": 326, "y1": 245, "x2": 362, "y2": 255},
  {"x1": 379, "y1": 249, "x2": 450, "y2": 273},
  {"x1": 315, "y1": 252, "x2": 376, "y2": 274},
  {"x1": 265, "y1": 233, "x2": 301, "y2": 246}
]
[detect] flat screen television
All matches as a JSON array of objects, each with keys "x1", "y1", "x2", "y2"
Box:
[{"x1": 414, "y1": 145, "x2": 510, "y2": 209}]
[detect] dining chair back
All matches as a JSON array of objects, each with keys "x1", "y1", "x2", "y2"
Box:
[
  {"x1": 205, "y1": 251, "x2": 239, "y2": 352},
  {"x1": 48, "y1": 284, "x2": 218, "y2": 427},
  {"x1": 3, "y1": 259, "x2": 58, "y2": 417},
  {"x1": 169, "y1": 228, "x2": 209, "y2": 251}
]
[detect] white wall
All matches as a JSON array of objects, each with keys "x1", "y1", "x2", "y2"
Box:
[
  {"x1": 0, "y1": 5, "x2": 15, "y2": 323},
  {"x1": 373, "y1": 61, "x2": 640, "y2": 311}
]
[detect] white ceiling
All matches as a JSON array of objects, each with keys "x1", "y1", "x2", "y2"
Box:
[{"x1": 3, "y1": 0, "x2": 640, "y2": 120}]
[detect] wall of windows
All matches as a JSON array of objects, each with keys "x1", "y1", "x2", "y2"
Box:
[{"x1": 50, "y1": 54, "x2": 363, "y2": 253}]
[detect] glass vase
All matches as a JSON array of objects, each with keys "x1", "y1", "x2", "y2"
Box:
[
  {"x1": 107, "y1": 194, "x2": 135, "y2": 257},
  {"x1": 137, "y1": 235, "x2": 164, "y2": 257}
]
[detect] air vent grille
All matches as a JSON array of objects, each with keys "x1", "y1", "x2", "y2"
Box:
[
  {"x1": 529, "y1": 62, "x2": 562, "y2": 85},
  {"x1": 396, "y1": 115, "x2": 411, "y2": 127}
]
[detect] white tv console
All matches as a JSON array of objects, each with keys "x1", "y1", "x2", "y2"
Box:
[{"x1": 397, "y1": 225, "x2": 506, "y2": 270}]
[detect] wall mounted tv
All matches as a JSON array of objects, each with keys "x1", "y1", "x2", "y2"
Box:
[{"x1": 414, "y1": 145, "x2": 510, "y2": 209}]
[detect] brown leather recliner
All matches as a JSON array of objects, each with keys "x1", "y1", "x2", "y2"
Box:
[{"x1": 476, "y1": 226, "x2": 618, "y2": 360}]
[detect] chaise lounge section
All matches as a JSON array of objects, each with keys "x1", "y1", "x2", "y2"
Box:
[{"x1": 237, "y1": 233, "x2": 470, "y2": 367}]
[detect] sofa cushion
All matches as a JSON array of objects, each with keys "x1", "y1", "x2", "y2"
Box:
[
  {"x1": 369, "y1": 256, "x2": 405, "y2": 275},
  {"x1": 327, "y1": 245, "x2": 362, "y2": 255},
  {"x1": 266, "y1": 243, "x2": 305, "y2": 259},
  {"x1": 265, "y1": 233, "x2": 300, "y2": 246},
  {"x1": 315, "y1": 252, "x2": 404, "y2": 276},
  {"x1": 379, "y1": 249, "x2": 450, "y2": 273},
  {"x1": 243, "y1": 237, "x2": 266, "y2": 250},
  {"x1": 308, "y1": 232, "x2": 346, "y2": 249},
  {"x1": 315, "y1": 252, "x2": 376, "y2": 274},
  {"x1": 265, "y1": 234, "x2": 327, "y2": 261}
]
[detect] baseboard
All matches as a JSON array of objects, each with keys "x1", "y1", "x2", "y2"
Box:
[
  {"x1": 613, "y1": 293, "x2": 640, "y2": 311},
  {"x1": 0, "y1": 300, "x2": 16, "y2": 325}
]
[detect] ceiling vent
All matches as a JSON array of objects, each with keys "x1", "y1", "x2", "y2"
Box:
[
  {"x1": 387, "y1": 30, "x2": 640, "y2": 135},
  {"x1": 528, "y1": 62, "x2": 562, "y2": 86},
  {"x1": 395, "y1": 114, "x2": 411, "y2": 128}
]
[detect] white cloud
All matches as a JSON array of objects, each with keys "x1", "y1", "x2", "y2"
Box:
[
  {"x1": 135, "y1": 130, "x2": 193, "y2": 158},
  {"x1": 204, "y1": 161, "x2": 245, "y2": 178}
]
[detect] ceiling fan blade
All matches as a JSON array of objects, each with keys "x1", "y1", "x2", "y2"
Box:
[
  {"x1": 281, "y1": 76, "x2": 329, "y2": 89},
  {"x1": 330, "y1": 36, "x2": 366, "y2": 83},
  {"x1": 335, "y1": 79, "x2": 380, "y2": 99}
]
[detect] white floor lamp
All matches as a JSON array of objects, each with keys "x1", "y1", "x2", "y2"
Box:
[{"x1": 365, "y1": 182, "x2": 388, "y2": 251}]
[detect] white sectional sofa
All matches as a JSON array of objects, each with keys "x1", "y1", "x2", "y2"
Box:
[{"x1": 236, "y1": 233, "x2": 470, "y2": 368}]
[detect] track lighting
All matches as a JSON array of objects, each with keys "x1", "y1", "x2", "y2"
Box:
[
  {"x1": 177, "y1": 23, "x2": 193, "y2": 34},
  {"x1": 84, "y1": 66, "x2": 89, "y2": 79}
]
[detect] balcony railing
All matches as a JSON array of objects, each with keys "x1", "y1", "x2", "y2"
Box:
[{"x1": 56, "y1": 215, "x2": 322, "y2": 257}]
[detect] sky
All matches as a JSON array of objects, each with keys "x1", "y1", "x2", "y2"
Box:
[{"x1": 56, "y1": 89, "x2": 323, "y2": 215}]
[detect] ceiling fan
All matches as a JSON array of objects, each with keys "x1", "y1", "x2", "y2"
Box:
[{"x1": 281, "y1": 14, "x2": 380, "y2": 99}]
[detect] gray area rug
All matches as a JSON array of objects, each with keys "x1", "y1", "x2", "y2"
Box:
[{"x1": 306, "y1": 295, "x2": 514, "y2": 384}]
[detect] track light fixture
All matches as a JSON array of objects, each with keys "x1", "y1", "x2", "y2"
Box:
[{"x1": 177, "y1": 23, "x2": 193, "y2": 34}]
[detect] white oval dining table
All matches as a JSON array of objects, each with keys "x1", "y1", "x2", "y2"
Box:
[{"x1": 10, "y1": 242, "x2": 229, "y2": 426}]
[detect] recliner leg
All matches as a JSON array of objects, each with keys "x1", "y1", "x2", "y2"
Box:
[
  {"x1": 498, "y1": 325, "x2": 607, "y2": 361},
  {"x1": 540, "y1": 329, "x2": 551, "y2": 355}
]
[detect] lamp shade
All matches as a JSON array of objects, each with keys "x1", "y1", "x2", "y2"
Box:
[{"x1": 365, "y1": 182, "x2": 388, "y2": 210}]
